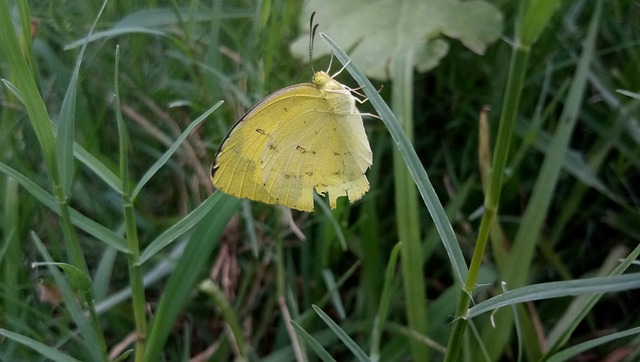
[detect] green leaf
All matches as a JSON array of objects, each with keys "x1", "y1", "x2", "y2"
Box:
[
  {"x1": 0, "y1": 328, "x2": 82, "y2": 362},
  {"x1": 312, "y1": 305, "x2": 371, "y2": 362},
  {"x1": 0, "y1": 162, "x2": 127, "y2": 252},
  {"x1": 291, "y1": 0, "x2": 503, "y2": 80},
  {"x1": 56, "y1": 0, "x2": 109, "y2": 196},
  {"x1": 291, "y1": 320, "x2": 338, "y2": 362},
  {"x1": 32, "y1": 262, "x2": 93, "y2": 293},
  {"x1": 132, "y1": 101, "x2": 222, "y2": 201},
  {"x1": 65, "y1": 8, "x2": 221, "y2": 50},
  {"x1": 518, "y1": 0, "x2": 561, "y2": 46},
  {"x1": 546, "y1": 326, "x2": 640, "y2": 362},
  {"x1": 144, "y1": 192, "x2": 241, "y2": 361},
  {"x1": 31, "y1": 233, "x2": 105, "y2": 361},
  {"x1": 466, "y1": 273, "x2": 640, "y2": 319},
  {"x1": 319, "y1": 33, "x2": 468, "y2": 285},
  {"x1": 140, "y1": 191, "x2": 223, "y2": 263},
  {"x1": 0, "y1": 0, "x2": 59, "y2": 185}
]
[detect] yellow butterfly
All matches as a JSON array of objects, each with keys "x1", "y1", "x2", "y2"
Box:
[{"x1": 210, "y1": 69, "x2": 372, "y2": 212}]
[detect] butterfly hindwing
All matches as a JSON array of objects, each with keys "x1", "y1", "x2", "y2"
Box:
[{"x1": 212, "y1": 72, "x2": 372, "y2": 211}]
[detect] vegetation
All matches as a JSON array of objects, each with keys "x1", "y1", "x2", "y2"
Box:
[{"x1": 1, "y1": 0, "x2": 639, "y2": 361}]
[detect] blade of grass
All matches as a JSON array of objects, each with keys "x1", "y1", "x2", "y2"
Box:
[
  {"x1": 319, "y1": 33, "x2": 467, "y2": 286},
  {"x1": 545, "y1": 326, "x2": 640, "y2": 362},
  {"x1": 291, "y1": 320, "x2": 338, "y2": 362},
  {"x1": 0, "y1": 162, "x2": 127, "y2": 252},
  {"x1": 312, "y1": 305, "x2": 371, "y2": 362},
  {"x1": 56, "y1": 0, "x2": 106, "y2": 196},
  {"x1": 484, "y1": 3, "x2": 602, "y2": 357},
  {"x1": 0, "y1": 0, "x2": 58, "y2": 186},
  {"x1": 144, "y1": 192, "x2": 241, "y2": 361},
  {"x1": 467, "y1": 273, "x2": 640, "y2": 318},
  {"x1": 131, "y1": 101, "x2": 222, "y2": 201},
  {"x1": 391, "y1": 46, "x2": 429, "y2": 361},
  {"x1": 0, "y1": 328, "x2": 82, "y2": 362},
  {"x1": 114, "y1": 45, "x2": 147, "y2": 362},
  {"x1": 370, "y1": 242, "x2": 402, "y2": 362},
  {"x1": 545, "y1": 243, "x2": 640, "y2": 354},
  {"x1": 140, "y1": 189, "x2": 223, "y2": 263},
  {"x1": 2, "y1": 177, "x2": 20, "y2": 325},
  {"x1": 31, "y1": 232, "x2": 105, "y2": 361},
  {"x1": 199, "y1": 280, "x2": 248, "y2": 359}
]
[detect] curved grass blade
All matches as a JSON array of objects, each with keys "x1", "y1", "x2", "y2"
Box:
[
  {"x1": 291, "y1": 320, "x2": 338, "y2": 362},
  {"x1": 31, "y1": 233, "x2": 105, "y2": 361},
  {"x1": 131, "y1": 101, "x2": 222, "y2": 201},
  {"x1": 545, "y1": 326, "x2": 640, "y2": 362},
  {"x1": 0, "y1": 163, "x2": 127, "y2": 252},
  {"x1": 319, "y1": 33, "x2": 468, "y2": 285},
  {"x1": 144, "y1": 192, "x2": 241, "y2": 361},
  {"x1": 140, "y1": 191, "x2": 223, "y2": 263},
  {"x1": 312, "y1": 305, "x2": 370, "y2": 362},
  {"x1": 467, "y1": 273, "x2": 640, "y2": 319},
  {"x1": 0, "y1": 328, "x2": 82, "y2": 362}
]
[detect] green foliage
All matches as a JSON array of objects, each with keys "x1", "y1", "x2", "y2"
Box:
[
  {"x1": 1, "y1": 0, "x2": 639, "y2": 361},
  {"x1": 290, "y1": 0, "x2": 503, "y2": 80}
]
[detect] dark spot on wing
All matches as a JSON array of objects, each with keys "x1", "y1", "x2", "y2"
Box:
[
  {"x1": 256, "y1": 128, "x2": 266, "y2": 135},
  {"x1": 296, "y1": 145, "x2": 316, "y2": 154}
]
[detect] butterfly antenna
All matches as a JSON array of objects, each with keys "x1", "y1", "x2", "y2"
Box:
[{"x1": 308, "y1": 12, "x2": 319, "y2": 73}]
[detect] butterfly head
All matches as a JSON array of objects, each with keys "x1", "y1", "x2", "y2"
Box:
[{"x1": 313, "y1": 71, "x2": 345, "y2": 91}]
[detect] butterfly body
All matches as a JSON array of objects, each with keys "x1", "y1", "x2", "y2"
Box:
[{"x1": 211, "y1": 71, "x2": 372, "y2": 211}]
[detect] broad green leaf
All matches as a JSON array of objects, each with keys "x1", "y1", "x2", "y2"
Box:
[{"x1": 290, "y1": 0, "x2": 503, "y2": 80}]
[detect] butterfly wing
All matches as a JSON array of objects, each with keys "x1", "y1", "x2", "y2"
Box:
[
  {"x1": 212, "y1": 82, "x2": 372, "y2": 211},
  {"x1": 211, "y1": 86, "x2": 305, "y2": 208},
  {"x1": 260, "y1": 86, "x2": 372, "y2": 209}
]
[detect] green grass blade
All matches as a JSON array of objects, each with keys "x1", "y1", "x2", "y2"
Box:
[
  {"x1": 321, "y1": 269, "x2": 346, "y2": 319},
  {"x1": 545, "y1": 243, "x2": 640, "y2": 354},
  {"x1": 56, "y1": 0, "x2": 108, "y2": 196},
  {"x1": 312, "y1": 305, "x2": 371, "y2": 362},
  {"x1": 291, "y1": 320, "x2": 338, "y2": 362},
  {"x1": 467, "y1": 273, "x2": 640, "y2": 319},
  {"x1": 199, "y1": 280, "x2": 248, "y2": 359},
  {"x1": 484, "y1": 4, "x2": 602, "y2": 357},
  {"x1": 31, "y1": 232, "x2": 105, "y2": 361},
  {"x1": 2, "y1": 177, "x2": 20, "y2": 321},
  {"x1": 0, "y1": 328, "x2": 82, "y2": 362},
  {"x1": 132, "y1": 101, "x2": 222, "y2": 201},
  {"x1": 0, "y1": 162, "x2": 127, "y2": 252},
  {"x1": 73, "y1": 143, "x2": 123, "y2": 193},
  {"x1": 140, "y1": 190, "x2": 222, "y2": 263},
  {"x1": 319, "y1": 33, "x2": 467, "y2": 286},
  {"x1": 144, "y1": 192, "x2": 241, "y2": 361},
  {"x1": 370, "y1": 242, "x2": 401, "y2": 361},
  {"x1": 64, "y1": 8, "x2": 221, "y2": 50},
  {"x1": 0, "y1": 0, "x2": 59, "y2": 184},
  {"x1": 391, "y1": 46, "x2": 429, "y2": 361},
  {"x1": 545, "y1": 326, "x2": 640, "y2": 362},
  {"x1": 65, "y1": 28, "x2": 166, "y2": 50},
  {"x1": 114, "y1": 44, "x2": 148, "y2": 362}
]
